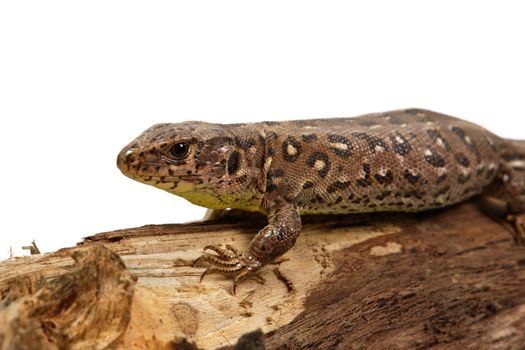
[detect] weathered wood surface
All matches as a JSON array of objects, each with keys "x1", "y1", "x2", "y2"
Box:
[{"x1": 1, "y1": 202, "x2": 524, "y2": 349}]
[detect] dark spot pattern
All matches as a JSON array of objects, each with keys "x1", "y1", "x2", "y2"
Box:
[
  {"x1": 374, "y1": 170, "x2": 394, "y2": 185},
  {"x1": 235, "y1": 174, "x2": 248, "y2": 184},
  {"x1": 404, "y1": 170, "x2": 420, "y2": 184},
  {"x1": 315, "y1": 195, "x2": 325, "y2": 203},
  {"x1": 302, "y1": 181, "x2": 314, "y2": 190},
  {"x1": 376, "y1": 191, "x2": 392, "y2": 201},
  {"x1": 390, "y1": 133, "x2": 412, "y2": 156},
  {"x1": 451, "y1": 126, "x2": 480, "y2": 162},
  {"x1": 368, "y1": 137, "x2": 389, "y2": 153},
  {"x1": 402, "y1": 190, "x2": 426, "y2": 200},
  {"x1": 266, "y1": 183, "x2": 277, "y2": 192},
  {"x1": 327, "y1": 180, "x2": 352, "y2": 193},
  {"x1": 353, "y1": 132, "x2": 389, "y2": 153},
  {"x1": 356, "y1": 163, "x2": 372, "y2": 187},
  {"x1": 351, "y1": 197, "x2": 362, "y2": 204},
  {"x1": 424, "y1": 148, "x2": 446, "y2": 168},
  {"x1": 268, "y1": 168, "x2": 284, "y2": 177},
  {"x1": 427, "y1": 129, "x2": 451, "y2": 151},
  {"x1": 327, "y1": 134, "x2": 353, "y2": 158},
  {"x1": 263, "y1": 131, "x2": 278, "y2": 144},
  {"x1": 265, "y1": 168, "x2": 284, "y2": 192},
  {"x1": 282, "y1": 136, "x2": 302, "y2": 162},
  {"x1": 227, "y1": 150, "x2": 240, "y2": 175},
  {"x1": 236, "y1": 138, "x2": 256, "y2": 150},
  {"x1": 301, "y1": 134, "x2": 318, "y2": 143},
  {"x1": 455, "y1": 153, "x2": 470, "y2": 167},
  {"x1": 451, "y1": 126, "x2": 466, "y2": 138},
  {"x1": 306, "y1": 152, "x2": 331, "y2": 178}
]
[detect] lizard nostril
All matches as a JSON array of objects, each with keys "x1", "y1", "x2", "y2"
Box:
[
  {"x1": 123, "y1": 148, "x2": 138, "y2": 164},
  {"x1": 117, "y1": 148, "x2": 139, "y2": 169}
]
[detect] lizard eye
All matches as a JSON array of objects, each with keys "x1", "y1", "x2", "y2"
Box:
[{"x1": 170, "y1": 142, "x2": 191, "y2": 159}]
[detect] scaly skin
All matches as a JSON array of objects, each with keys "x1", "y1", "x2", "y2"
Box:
[{"x1": 117, "y1": 108, "x2": 525, "y2": 293}]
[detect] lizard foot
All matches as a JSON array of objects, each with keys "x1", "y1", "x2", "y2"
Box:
[
  {"x1": 505, "y1": 214, "x2": 525, "y2": 246},
  {"x1": 193, "y1": 244, "x2": 262, "y2": 294}
]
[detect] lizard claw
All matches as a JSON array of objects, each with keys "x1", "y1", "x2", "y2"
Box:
[
  {"x1": 193, "y1": 244, "x2": 261, "y2": 294},
  {"x1": 506, "y1": 214, "x2": 525, "y2": 246}
]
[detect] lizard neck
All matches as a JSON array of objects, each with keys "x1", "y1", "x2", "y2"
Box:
[
  {"x1": 176, "y1": 187, "x2": 265, "y2": 213},
  {"x1": 170, "y1": 127, "x2": 268, "y2": 212}
]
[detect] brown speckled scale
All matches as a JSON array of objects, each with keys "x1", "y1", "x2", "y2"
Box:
[{"x1": 117, "y1": 108, "x2": 525, "y2": 293}]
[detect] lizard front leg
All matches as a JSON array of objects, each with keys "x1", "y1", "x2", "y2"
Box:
[{"x1": 194, "y1": 198, "x2": 301, "y2": 294}]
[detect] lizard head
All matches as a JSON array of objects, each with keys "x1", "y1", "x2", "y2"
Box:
[{"x1": 117, "y1": 122, "x2": 264, "y2": 211}]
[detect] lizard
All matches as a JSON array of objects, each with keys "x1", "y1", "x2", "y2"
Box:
[{"x1": 117, "y1": 108, "x2": 525, "y2": 293}]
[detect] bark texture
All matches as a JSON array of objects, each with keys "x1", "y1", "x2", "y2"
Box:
[{"x1": 1, "y1": 203, "x2": 524, "y2": 349}]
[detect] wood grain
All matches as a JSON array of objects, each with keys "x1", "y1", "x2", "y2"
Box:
[{"x1": 1, "y1": 203, "x2": 524, "y2": 349}]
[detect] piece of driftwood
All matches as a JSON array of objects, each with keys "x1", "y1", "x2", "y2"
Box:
[{"x1": 1, "y1": 202, "x2": 524, "y2": 349}]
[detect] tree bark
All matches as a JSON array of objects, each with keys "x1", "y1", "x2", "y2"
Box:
[{"x1": 1, "y1": 202, "x2": 524, "y2": 349}]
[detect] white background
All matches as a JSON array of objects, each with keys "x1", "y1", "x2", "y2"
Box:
[{"x1": 1, "y1": 1, "x2": 524, "y2": 260}]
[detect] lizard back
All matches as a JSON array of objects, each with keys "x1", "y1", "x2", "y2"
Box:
[{"x1": 258, "y1": 108, "x2": 504, "y2": 214}]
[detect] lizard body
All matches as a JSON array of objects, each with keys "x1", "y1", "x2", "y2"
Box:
[{"x1": 117, "y1": 108, "x2": 525, "y2": 291}]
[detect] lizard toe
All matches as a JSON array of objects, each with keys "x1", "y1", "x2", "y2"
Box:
[{"x1": 194, "y1": 245, "x2": 263, "y2": 294}]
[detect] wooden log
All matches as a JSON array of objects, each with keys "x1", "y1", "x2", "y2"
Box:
[{"x1": 1, "y1": 202, "x2": 524, "y2": 349}]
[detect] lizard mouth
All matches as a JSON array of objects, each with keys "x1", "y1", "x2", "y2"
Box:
[
  {"x1": 131, "y1": 173, "x2": 206, "y2": 188},
  {"x1": 131, "y1": 174, "x2": 206, "y2": 193},
  {"x1": 130, "y1": 174, "x2": 200, "y2": 183},
  {"x1": 118, "y1": 156, "x2": 198, "y2": 182}
]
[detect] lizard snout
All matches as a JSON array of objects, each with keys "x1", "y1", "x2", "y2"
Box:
[{"x1": 116, "y1": 146, "x2": 142, "y2": 175}]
